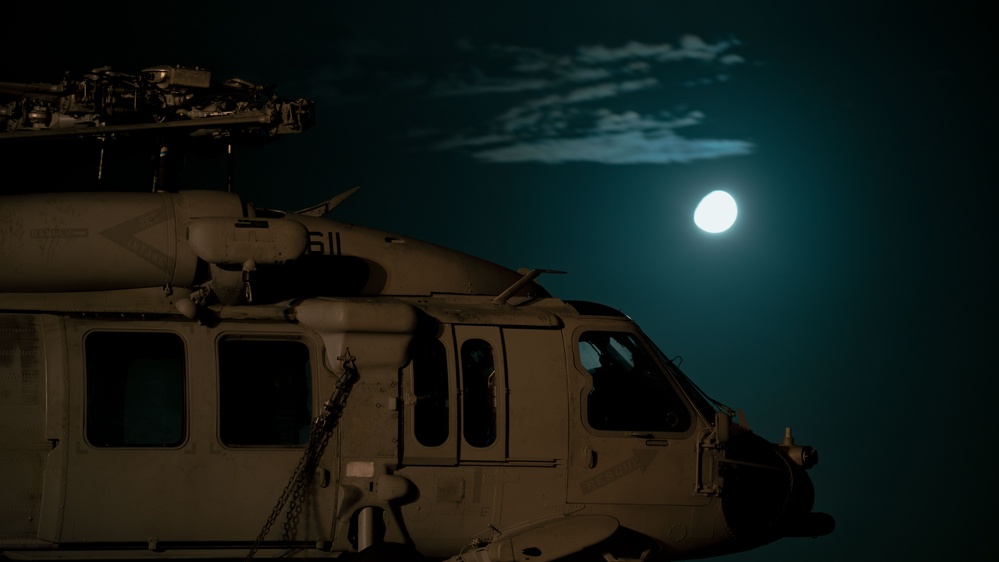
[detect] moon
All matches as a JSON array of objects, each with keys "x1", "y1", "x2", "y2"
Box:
[{"x1": 694, "y1": 190, "x2": 738, "y2": 233}]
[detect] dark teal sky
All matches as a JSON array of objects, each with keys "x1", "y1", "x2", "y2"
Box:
[{"x1": 2, "y1": 1, "x2": 996, "y2": 559}]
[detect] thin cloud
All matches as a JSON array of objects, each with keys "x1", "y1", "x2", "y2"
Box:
[
  {"x1": 471, "y1": 131, "x2": 753, "y2": 165},
  {"x1": 576, "y1": 41, "x2": 677, "y2": 63},
  {"x1": 575, "y1": 36, "x2": 735, "y2": 64},
  {"x1": 431, "y1": 107, "x2": 752, "y2": 165},
  {"x1": 430, "y1": 35, "x2": 739, "y2": 98},
  {"x1": 431, "y1": 75, "x2": 552, "y2": 97},
  {"x1": 408, "y1": 35, "x2": 753, "y2": 165}
]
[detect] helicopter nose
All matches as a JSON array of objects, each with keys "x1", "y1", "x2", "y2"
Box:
[{"x1": 719, "y1": 433, "x2": 835, "y2": 546}]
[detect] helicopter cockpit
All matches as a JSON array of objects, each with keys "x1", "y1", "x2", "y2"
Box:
[{"x1": 579, "y1": 331, "x2": 694, "y2": 433}]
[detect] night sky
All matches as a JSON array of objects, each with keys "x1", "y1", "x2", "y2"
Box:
[{"x1": 2, "y1": 1, "x2": 997, "y2": 560}]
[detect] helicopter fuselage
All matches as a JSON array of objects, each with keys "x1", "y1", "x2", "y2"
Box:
[{"x1": 0, "y1": 191, "x2": 833, "y2": 561}]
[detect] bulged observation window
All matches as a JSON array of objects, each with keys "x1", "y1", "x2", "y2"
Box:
[
  {"x1": 413, "y1": 338, "x2": 450, "y2": 447},
  {"x1": 461, "y1": 339, "x2": 497, "y2": 448}
]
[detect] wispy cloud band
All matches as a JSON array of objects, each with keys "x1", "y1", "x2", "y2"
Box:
[
  {"x1": 412, "y1": 35, "x2": 753, "y2": 165},
  {"x1": 471, "y1": 131, "x2": 753, "y2": 164}
]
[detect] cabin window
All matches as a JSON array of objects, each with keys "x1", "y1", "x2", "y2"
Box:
[
  {"x1": 461, "y1": 339, "x2": 497, "y2": 448},
  {"x1": 85, "y1": 331, "x2": 186, "y2": 447},
  {"x1": 413, "y1": 338, "x2": 450, "y2": 447},
  {"x1": 579, "y1": 331, "x2": 691, "y2": 433},
  {"x1": 218, "y1": 337, "x2": 312, "y2": 447}
]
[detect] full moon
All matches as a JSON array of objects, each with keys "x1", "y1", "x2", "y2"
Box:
[{"x1": 694, "y1": 190, "x2": 738, "y2": 233}]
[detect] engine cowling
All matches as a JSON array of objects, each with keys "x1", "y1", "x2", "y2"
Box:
[{"x1": 0, "y1": 191, "x2": 243, "y2": 292}]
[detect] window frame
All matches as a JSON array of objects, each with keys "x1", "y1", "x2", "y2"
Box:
[
  {"x1": 83, "y1": 329, "x2": 188, "y2": 449},
  {"x1": 215, "y1": 332, "x2": 317, "y2": 449},
  {"x1": 411, "y1": 336, "x2": 452, "y2": 448},
  {"x1": 454, "y1": 325, "x2": 506, "y2": 462},
  {"x1": 459, "y1": 337, "x2": 499, "y2": 449},
  {"x1": 403, "y1": 328, "x2": 459, "y2": 466},
  {"x1": 572, "y1": 326, "x2": 695, "y2": 439}
]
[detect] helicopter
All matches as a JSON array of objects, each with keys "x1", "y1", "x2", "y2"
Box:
[{"x1": 0, "y1": 66, "x2": 834, "y2": 561}]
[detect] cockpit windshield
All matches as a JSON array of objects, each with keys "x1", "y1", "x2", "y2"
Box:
[
  {"x1": 578, "y1": 331, "x2": 692, "y2": 433},
  {"x1": 646, "y1": 336, "x2": 728, "y2": 422}
]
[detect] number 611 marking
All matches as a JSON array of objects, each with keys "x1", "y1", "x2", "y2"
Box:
[{"x1": 307, "y1": 231, "x2": 341, "y2": 256}]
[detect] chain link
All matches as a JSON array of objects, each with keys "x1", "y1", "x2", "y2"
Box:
[{"x1": 244, "y1": 349, "x2": 360, "y2": 561}]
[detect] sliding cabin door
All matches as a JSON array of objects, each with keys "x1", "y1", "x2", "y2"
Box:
[{"x1": 58, "y1": 319, "x2": 334, "y2": 545}]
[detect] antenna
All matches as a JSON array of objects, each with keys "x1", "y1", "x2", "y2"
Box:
[
  {"x1": 492, "y1": 268, "x2": 565, "y2": 305},
  {"x1": 296, "y1": 187, "x2": 361, "y2": 217}
]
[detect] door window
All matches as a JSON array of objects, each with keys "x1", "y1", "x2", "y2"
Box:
[
  {"x1": 461, "y1": 338, "x2": 497, "y2": 448},
  {"x1": 412, "y1": 338, "x2": 450, "y2": 447}
]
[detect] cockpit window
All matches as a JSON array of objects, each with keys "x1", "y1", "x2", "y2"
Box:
[
  {"x1": 579, "y1": 331, "x2": 691, "y2": 433},
  {"x1": 648, "y1": 340, "x2": 723, "y2": 422}
]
